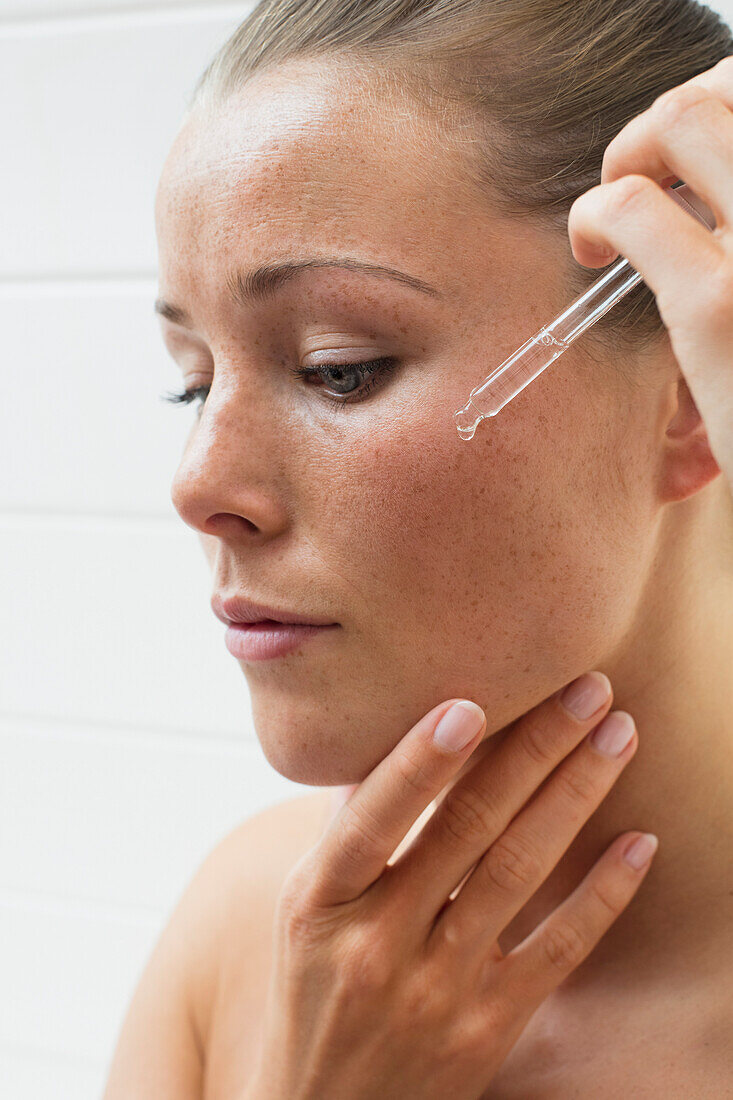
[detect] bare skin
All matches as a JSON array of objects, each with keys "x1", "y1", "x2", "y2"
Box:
[
  {"x1": 105, "y1": 56, "x2": 732, "y2": 1098},
  {"x1": 188, "y1": 778, "x2": 726, "y2": 1095}
]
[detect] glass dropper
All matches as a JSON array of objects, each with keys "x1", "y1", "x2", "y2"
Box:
[{"x1": 454, "y1": 181, "x2": 716, "y2": 441}]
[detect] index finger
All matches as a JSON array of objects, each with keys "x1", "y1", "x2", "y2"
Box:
[
  {"x1": 599, "y1": 57, "x2": 733, "y2": 223},
  {"x1": 602, "y1": 57, "x2": 733, "y2": 184},
  {"x1": 301, "y1": 697, "x2": 487, "y2": 908}
]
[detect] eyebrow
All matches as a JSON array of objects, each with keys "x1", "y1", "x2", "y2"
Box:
[{"x1": 154, "y1": 256, "x2": 442, "y2": 327}]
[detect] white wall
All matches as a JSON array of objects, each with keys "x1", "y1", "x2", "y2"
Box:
[
  {"x1": 0, "y1": 3, "x2": 316, "y2": 1098},
  {"x1": 1, "y1": 2, "x2": 731, "y2": 1097}
]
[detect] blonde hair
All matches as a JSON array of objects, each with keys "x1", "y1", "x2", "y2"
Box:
[{"x1": 189, "y1": 0, "x2": 731, "y2": 352}]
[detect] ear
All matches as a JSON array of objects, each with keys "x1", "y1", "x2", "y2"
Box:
[{"x1": 658, "y1": 374, "x2": 722, "y2": 504}]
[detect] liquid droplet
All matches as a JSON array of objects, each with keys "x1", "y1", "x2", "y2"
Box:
[{"x1": 454, "y1": 402, "x2": 481, "y2": 440}]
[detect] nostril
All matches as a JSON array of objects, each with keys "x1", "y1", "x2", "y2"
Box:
[{"x1": 207, "y1": 513, "x2": 259, "y2": 535}]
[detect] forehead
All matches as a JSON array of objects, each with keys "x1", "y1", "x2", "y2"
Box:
[{"x1": 154, "y1": 59, "x2": 498, "y2": 286}]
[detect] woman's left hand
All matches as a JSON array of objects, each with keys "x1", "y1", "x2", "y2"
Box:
[{"x1": 567, "y1": 55, "x2": 733, "y2": 488}]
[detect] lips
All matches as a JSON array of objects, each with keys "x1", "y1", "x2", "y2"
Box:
[
  {"x1": 210, "y1": 593, "x2": 338, "y2": 628},
  {"x1": 223, "y1": 620, "x2": 338, "y2": 661}
]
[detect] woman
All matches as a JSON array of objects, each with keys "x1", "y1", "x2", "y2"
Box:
[{"x1": 105, "y1": 1, "x2": 733, "y2": 1096}]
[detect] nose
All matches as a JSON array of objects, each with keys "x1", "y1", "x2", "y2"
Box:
[{"x1": 169, "y1": 379, "x2": 288, "y2": 541}]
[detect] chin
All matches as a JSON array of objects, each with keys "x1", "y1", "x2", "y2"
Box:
[
  {"x1": 258, "y1": 737, "x2": 361, "y2": 786},
  {"x1": 251, "y1": 704, "x2": 380, "y2": 787},
  {"x1": 248, "y1": 687, "x2": 372, "y2": 784}
]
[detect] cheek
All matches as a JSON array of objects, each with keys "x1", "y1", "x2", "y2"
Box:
[{"x1": 319, "y1": 389, "x2": 651, "y2": 699}]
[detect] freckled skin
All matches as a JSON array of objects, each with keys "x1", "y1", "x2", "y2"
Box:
[
  {"x1": 155, "y1": 59, "x2": 676, "y2": 784},
  {"x1": 155, "y1": 55, "x2": 733, "y2": 1069}
]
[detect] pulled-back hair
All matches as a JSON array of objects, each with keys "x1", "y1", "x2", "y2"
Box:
[{"x1": 188, "y1": 0, "x2": 731, "y2": 351}]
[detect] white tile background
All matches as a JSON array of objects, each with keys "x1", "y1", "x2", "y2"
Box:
[{"x1": 1, "y1": 1, "x2": 731, "y2": 1096}]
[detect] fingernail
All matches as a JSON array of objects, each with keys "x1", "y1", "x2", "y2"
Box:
[
  {"x1": 433, "y1": 700, "x2": 485, "y2": 752},
  {"x1": 560, "y1": 672, "x2": 611, "y2": 720},
  {"x1": 589, "y1": 711, "x2": 635, "y2": 757},
  {"x1": 623, "y1": 832, "x2": 658, "y2": 870}
]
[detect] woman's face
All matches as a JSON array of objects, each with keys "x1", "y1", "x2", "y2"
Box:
[{"x1": 155, "y1": 59, "x2": 668, "y2": 784}]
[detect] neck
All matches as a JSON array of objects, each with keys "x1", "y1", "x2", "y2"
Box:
[
  {"x1": 329, "y1": 480, "x2": 733, "y2": 1001},
  {"x1": 492, "y1": 477, "x2": 733, "y2": 998}
]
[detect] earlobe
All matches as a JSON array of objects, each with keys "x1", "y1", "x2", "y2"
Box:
[{"x1": 658, "y1": 375, "x2": 721, "y2": 503}]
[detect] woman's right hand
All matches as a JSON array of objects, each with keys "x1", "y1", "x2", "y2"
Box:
[{"x1": 244, "y1": 672, "x2": 657, "y2": 1100}]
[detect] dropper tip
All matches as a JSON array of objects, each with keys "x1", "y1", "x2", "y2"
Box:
[{"x1": 453, "y1": 401, "x2": 481, "y2": 441}]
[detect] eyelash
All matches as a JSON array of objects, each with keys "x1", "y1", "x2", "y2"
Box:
[{"x1": 161, "y1": 357, "x2": 398, "y2": 415}]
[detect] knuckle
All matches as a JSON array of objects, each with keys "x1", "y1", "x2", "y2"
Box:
[
  {"x1": 336, "y1": 927, "x2": 392, "y2": 993},
  {"x1": 474, "y1": 981, "x2": 523, "y2": 1036},
  {"x1": 483, "y1": 832, "x2": 542, "y2": 893},
  {"x1": 652, "y1": 84, "x2": 711, "y2": 125},
  {"x1": 521, "y1": 714, "x2": 562, "y2": 766},
  {"x1": 607, "y1": 174, "x2": 657, "y2": 220},
  {"x1": 542, "y1": 919, "x2": 587, "y2": 972},
  {"x1": 446, "y1": 1014, "x2": 495, "y2": 1067},
  {"x1": 395, "y1": 740, "x2": 439, "y2": 797},
  {"x1": 441, "y1": 783, "x2": 500, "y2": 845},
  {"x1": 587, "y1": 877, "x2": 623, "y2": 919},
  {"x1": 553, "y1": 763, "x2": 599, "y2": 808},
  {"x1": 427, "y1": 907, "x2": 463, "y2": 957},
  {"x1": 399, "y1": 968, "x2": 439, "y2": 1024},
  {"x1": 331, "y1": 803, "x2": 385, "y2": 875}
]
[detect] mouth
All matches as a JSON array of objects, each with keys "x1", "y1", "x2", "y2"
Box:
[
  {"x1": 223, "y1": 619, "x2": 340, "y2": 661},
  {"x1": 211, "y1": 592, "x2": 339, "y2": 628}
]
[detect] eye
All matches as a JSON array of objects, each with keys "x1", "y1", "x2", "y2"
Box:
[
  {"x1": 160, "y1": 357, "x2": 398, "y2": 415},
  {"x1": 289, "y1": 357, "x2": 398, "y2": 406}
]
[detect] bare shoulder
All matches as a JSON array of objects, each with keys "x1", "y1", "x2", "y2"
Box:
[
  {"x1": 103, "y1": 788, "x2": 333, "y2": 1100},
  {"x1": 192, "y1": 785, "x2": 334, "y2": 976}
]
